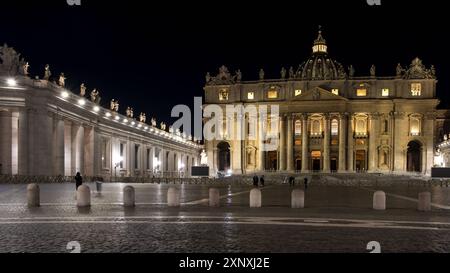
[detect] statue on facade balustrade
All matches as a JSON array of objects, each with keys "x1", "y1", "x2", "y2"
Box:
[
  {"x1": 205, "y1": 72, "x2": 211, "y2": 83},
  {"x1": 370, "y1": 65, "x2": 376, "y2": 77},
  {"x1": 259, "y1": 69, "x2": 265, "y2": 80},
  {"x1": 236, "y1": 69, "x2": 242, "y2": 82},
  {"x1": 22, "y1": 62, "x2": 30, "y2": 76},
  {"x1": 110, "y1": 99, "x2": 116, "y2": 111},
  {"x1": 90, "y1": 88, "x2": 100, "y2": 103},
  {"x1": 289, "y1": 66, "x2": 294, "y2": 79},
  {"x1": 151, "y1": 118, "x2": 157, "y2": 127},
  {"x1": 80, "y1": 83, "x2": 86, "y2": 96},
  {"x1": 58, "y1": 73, "x2": 66, "y2": 87},
  {"x1": 280, "y1": 67, "x2": 286, "y2": 79},
  {"x1": 126, "y1": 107, "x2": 134, "y2": 118},
  {"x1": 43, "y1": 64, "x2": 51, "y2": 80},
  {"x1": 114, "y1": 100, "x2": 119, "y2": 112},
  {"x1": 396, "y1": 63, "x2": 404, "y2": 77},
  {"x1": 349, "y1": 65, "x2": 355, "y2": 78},
  {"x1": 139, "y1": 112, "x2": 146, "y2": 123},
  {"x1": 160, "y1": 122, "x2": 166, "y2": 130},
  {"x1": 169, "y1": 126, "x2": 174, "y2": 133}
]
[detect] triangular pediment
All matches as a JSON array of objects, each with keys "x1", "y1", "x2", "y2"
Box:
[{"x1": 292, "y1": 87, "x2": 348, "y2": 101}]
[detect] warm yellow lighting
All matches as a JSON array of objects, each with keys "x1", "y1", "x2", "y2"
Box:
[
  {"x1": 219, "y1": 89, "x2": 229, "y2": 101},
  {"x1": 356, "y1": 89, "x2": 367, "y2": 97},
  {"x1": 93, "y1": 106, "x2": 100, "y2": 112},
  {"x1": 123, "y1": 119, "x2": 128, "y2": 123},
  {"x1": 247, "y1": 92, "x2": 254, "y2": 100},
  {"x1": 115, "y1": 116, "x2": 120, "y2": 120},
  {"x1": 268, "y1": 90, "x2": 278, "y2": 99},
  {"x1": 411, "y1": 83, "x2": 421, "y2": 96},
  {"x1": 331, "y1": 89, "x2": 339, "y2": 95},
  {"x1": 382, "y1": 88, "x2": 389, "y2": 97},
  {"x1": 105, "y1": 112, "x2": 112, "y2": 117},
  {"x1": 78, "y1": 99, "x2": 86, "y2": 106},
  {"x1": 61, "y1": 91, "x2": 69, "y2": 98},
  {"x1": 295, "y1": 89, "x2": 302, "y2": 96},
  {"x1": 311, "y1": 151, "x2": 322, "y2": 158},
  {"x1": 131, "y1": 121, "x2": 136, "y2": 126}
]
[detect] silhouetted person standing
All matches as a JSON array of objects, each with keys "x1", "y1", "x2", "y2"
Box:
[
  {"x1": 304, "y1": 177, "x2": 308, "y2": 190},
  {"x1": 75, "y1": 172, "x2": 83, "y2": 190},
  {"x1": 253, "y1": 175, "x2": 259, "y2": 187},
  {"x1": 260, "y1": 175, "x2": 265, "y2": 187}
]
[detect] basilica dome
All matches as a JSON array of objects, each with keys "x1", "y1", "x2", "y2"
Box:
[{"x1": 295, "y1": 29, "x2": 347, "y2": 80}]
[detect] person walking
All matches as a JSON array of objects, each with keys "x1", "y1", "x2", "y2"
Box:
[
  {"x1": 253, "y1": 175, "x2": 259, "y2": 187},
  {"x1": 304, "y1": 177, "x2": 308, "y2": 190},
  {"x1": 260, "y1": 175, "x2": 265, "y2": 187},
  {"x1": 75, "y1": 172, "x2": 83, "y2": 190}
]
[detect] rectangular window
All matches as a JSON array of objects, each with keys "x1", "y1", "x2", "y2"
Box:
[
  {"x1": 411, "y1": 83, "x2": 422, "y2": 96},
  {"x1": 295, "y1": 89, "x2": 302, "y2": 96},
  {"x1": 247, "y1": 92, "x2": 254, "y2": 100},
  {"x1": 219, "y1": 89, "x2": 229, "y2": 101},
  {"x1": 331, "y1": 89, "x2": 339, "y2": 95},
  {"x1": 268, "y1": 90, "x2": 278, "y2": 99},
  {"x1": 356, "y1": 89, "x2": 367, "y2": 97},
  {"x1": 381, "y1": 88, "x2": 389, "y2": 97}
]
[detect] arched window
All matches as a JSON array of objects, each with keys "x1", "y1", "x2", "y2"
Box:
[
  {"x1": 295, "y1": 120, "x2": 302, "y2": 135},
  {"x1": 331, "y1": 119, "x2": 339, "y2": 135}
]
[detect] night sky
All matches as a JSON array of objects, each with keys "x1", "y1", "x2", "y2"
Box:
[{"x1": 1, "y1": 0, "x2": 448, "y2": 124}]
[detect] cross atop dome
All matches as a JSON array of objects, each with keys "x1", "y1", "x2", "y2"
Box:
[{"x1": 312, "y1": 25, "x2": 327, "y2": 54}]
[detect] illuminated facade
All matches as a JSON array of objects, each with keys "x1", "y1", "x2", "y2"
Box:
[
  {"x1": 0, "y1": 45, "x2": 201, "y2": 178},
  {"x1": 204, "y1": 30, "x2": 439, "y2": 176}
]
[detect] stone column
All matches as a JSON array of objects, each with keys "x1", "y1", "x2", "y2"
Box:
[
  {"x1": 347, "y1": 114, "x2": 354, "y2": 172},
  {"x1": 338, "y1": 113, "x2": 347, "y2": 172},
  {"x1": 84, "y1": 126, "x2": 100, "y2": 177},
  {"x1": 323, "y1": 114, "x2": 330, "y2": 173},
  {"x1": 279, "y1": 115, "x2": 286, "y2": 171},
  {"x1": 64, "y1": 121, "x2": 73, "y2": 176},
  {"x1": 75, "y1": 125, "x2": 85, "y2": 174},
  {"x1": 28, "y1": 109, "x2": 53, "y2": 176},
  {"x1": 11, "y1": 112, "x2": 19, "y2": 175},
  {"x1": 18, "y1": 109, "x2": 29, "y2": 175},
  {"x1": 301, "y1": 114, "x2": 309, "y2": 172},
  {"x1": 128, "y1": 140, "x2": 135, "y2": 176},
  {"x1": 368, "y1": 113, "x2": 379, "y2": 172},
  {"x1": 258, "y1": 115, "x2": 265, "y2": 171},
  {"x1": 393, "y1": 112, "x2": 406, "y2": 172},
  {"x1": 0, "y1": 111, "x2": 12, "y2": 175},
  {"x1": 287, "y1": 115, "x2": 294, "y2": 171},
  {"x1": 424, "y1": 112, "x2": 436, "y2": 175},
  {"x1": 53, "y1": 117, "x2": 65, "y2": 176}
]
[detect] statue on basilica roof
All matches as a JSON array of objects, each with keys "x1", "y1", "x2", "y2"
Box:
[
  {"x1": 90, "y1": 88, "x2": 100, "y2": 103},
  {"x1": 403, "y1": 57, "x2": 436, "y2": 79},
  {"x1": 396, "y1": 63, "x2": 404, "y2": 77},
  {"x1": 80, "y1": 83, "x2": 86, "y2": 96},
  {"x1": 151, "y1": 118, "x2": 157, "y2": 127},
  {"x1": 259, "y1": 69, "x2": 265, "y2": 81},
  {"x1": 349, "y1": 65, "x2": 355, "y2": 78},
  {"x1": 43, "y1": 64, "x2": 51, "y2": 80},
  {"x1": 280, "y1": 67, "x2": 286, "y2": 79},
  {"x1": 370, "y1": 65, "x2": 376, "y2": 77},
  {"x1": 139, "y1": 112, "x2": 146, "y2": 123},
  {"x1": 0, "y1": 44, "x2": 24, "y2": 76},
  {"x1": 58, "y1": 73, "x2": 66, "y2": 87}
]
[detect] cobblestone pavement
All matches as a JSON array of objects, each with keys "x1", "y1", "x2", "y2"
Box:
[{"x1": 0, "y1": 182, "x2": 449, "y2": 253}]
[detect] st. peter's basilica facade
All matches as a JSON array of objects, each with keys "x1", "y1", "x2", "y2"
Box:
[{"x1": 204, "y1": 29, "x2": 439, "y2": 176}]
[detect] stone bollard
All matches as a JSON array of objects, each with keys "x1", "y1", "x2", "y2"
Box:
[
  {"x1": 27, "y1": 183, "x2": 40, "y2": 207},
  {"x1": 123, "y1": 186, "x2": 135, "y2": 207},
  {"x1": 249, "y1": 188, "x2": 262, "y2": 208},
  {"x1": 373, "y1": 191, "x2": 386, "y2": 210},
  {"x1": 291, "y1": 189, "x2": 305, "y2": 209},
  {"x1": 209, "y1": 188, "x2": 220, "y2": 207},
  {"x1": 167, "y1": 187, "x2": 180, "y2": 207},
  {"x1": 77, "y1": 185, "x2": 91, "y2": 207},
  {"x1": 418, "y1": 192, "x2": 431, "y2": 212}
]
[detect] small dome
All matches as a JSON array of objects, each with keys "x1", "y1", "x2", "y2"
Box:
[{"x1": 295, "y1": 28, "x2": 347, "y2": 80}]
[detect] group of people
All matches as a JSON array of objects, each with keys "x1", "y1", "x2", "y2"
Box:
[
  {"x1": 286, "y1": 176, "x2": 308, "y2": 189},
  {"x1": 252, "y1": 175, "x2": 265, "y2": 187}
]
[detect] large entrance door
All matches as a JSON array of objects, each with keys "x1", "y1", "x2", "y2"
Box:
[
  {"x1": 217, "y1": 142, "x2": 230, "y2": 171},
  {"x1": 330, "y1": 158, "x2": 337, "y2": 172},
  {"x1": 296, "y1": 159, "x2": 302, "y2": 171},
  {"x1": 407, "y1": 141, "x2": 422, "y2": 172},
  {"x1": 266, "y1": 151, "x2": 277, "y2": 170},
  {"x1": 355, "y1": 150, "x2": 366, "y2": 171}
]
